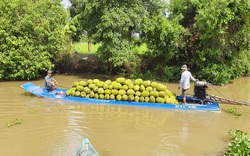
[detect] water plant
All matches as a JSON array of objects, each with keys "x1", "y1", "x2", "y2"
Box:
[
  {"x1": 225, "y1": 129, "x2": 250, "y2": 156},
  {"x1": 6, "y1": 118, "x2": 23, "y2": 128},
  {"x1": 226, "y1": 107, "x2": 242, "y2": 118}
]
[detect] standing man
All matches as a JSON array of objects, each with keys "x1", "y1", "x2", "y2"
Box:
[
  {"x1": 44, "y1": 70, "x2": 58, "y2": 92},
  {"x1": 178, "y1": 65, "x2": 197, "y2": 104}
]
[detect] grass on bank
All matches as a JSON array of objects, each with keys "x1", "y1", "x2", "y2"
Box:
[{"x1": 73, "y1": 42, "x2": 148, "y2": 54}]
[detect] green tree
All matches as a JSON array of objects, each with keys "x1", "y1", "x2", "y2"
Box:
[
  {"x1": 168, "y1": 0, "x2": 250, "y2": 84},
  {"x1": 0, "y1": 0, "x2": 69, "y2": 80}
]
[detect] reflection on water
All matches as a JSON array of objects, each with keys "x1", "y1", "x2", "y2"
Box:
[{"x1": 0, "y1": 76, "x2": 249, "y2": 156}]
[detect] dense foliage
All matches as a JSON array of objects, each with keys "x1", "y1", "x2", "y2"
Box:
[
  {"x1": 225, "y1": 129, "x2": 250, "y2": 155},
  {"x1": 71, "y1": 0, "x2": 249, "y2": 84},
  {"x1": 0, "y1": 0, "x2": 69, "y2": 80},
  {"x1": 168, "y1": 0, "x2": 250, "y2": 84}
]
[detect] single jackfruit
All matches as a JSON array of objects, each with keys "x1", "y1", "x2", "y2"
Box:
[
  {"x1": 122, "y1": 94, "x2": 128, "y2": 101},
  {"x1": 116, "y1": 77, "x2": 126, "y2": 84},
  {"x1": 80, "y1": 91, "x2": 86, "y2": 98},
  {"x1": 141, "y1": 91, "x2": 150, "y2": 97},
  {"x1": 142, "y1": 80, "x2": 151, "y2": 87},
  {"x1": 118, "y1": 89, "x2": 126, "y2": 95},
  {"x1": 116, "y1": 95, "x2": 122, "y2": 100},
  {"x1": 134, "y1": 85, "x2": 140, "y2": 91},
  {"x1": 72, "y1": 82, "x2": 79, "y2": 87},
  {"x1": 140, "y1": 85, "x2": 146, "y2": 92},
  {"x1": 125, "y1": 79, "x2": 132, "y2": 86},
  {"x1": 134, "y1": 96, "x2": 140, "y2": 102},
  {"x1": 79, "y1": 81, "x2": 87, "y2": 86},
  {"x1": 127, "y1": 89, "x2": 135, "y2": 95},
  {"x1": 156, "y1": 97, "x2": 165, "y2": 103}
]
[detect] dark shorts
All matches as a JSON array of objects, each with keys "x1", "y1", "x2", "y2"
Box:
[
  {"x1": 45, "y1": 85, "x2": 55, "y2": 92},
  {"x1": 182, "y1": 89, "x2": 188, "y2": 97}
]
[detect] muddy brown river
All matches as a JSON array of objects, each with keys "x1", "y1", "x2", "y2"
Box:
[{"x1": 0, "y1": 74, "x2": 249, "y2": 156}]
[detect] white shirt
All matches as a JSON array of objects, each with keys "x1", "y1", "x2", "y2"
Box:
[{"x1": 179, "y1": 70, "x2": 196, "y2": 89}]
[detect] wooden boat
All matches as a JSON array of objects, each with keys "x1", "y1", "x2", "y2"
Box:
[
  {"x1": 74, "y1": 138, "x2": 99, "y2": 156},
  {"x1": 21, "y1": 82, "x2": 220, "y2": 111}
]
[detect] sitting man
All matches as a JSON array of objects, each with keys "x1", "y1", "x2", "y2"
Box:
[{"x1": 44, "y1": 70, "x2": 58, "y2": 92}]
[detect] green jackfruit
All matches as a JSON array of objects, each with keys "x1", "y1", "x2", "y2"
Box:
[
  {"x1": 128, "y1": 83, "x2": 134, "y2": 89},
  {"x1": 105, "y1": 80, "x2": 112, "y2": 85},
  {"x1": 76, "y1": 85, "x2": 84, "y2": 91},
  {"x1": 116, "y1": 77, "x2": 126, "y2": 84},
  {"x1": 113, "y1": 82, "x2": 122, "y2": 90},
  {"x1": 122, "y1": 85, "x2": 128, "y2": 90},
  {"x1": 142, "y1": 80, "x2": 150, "y2": 87},
  {"x1": 134, "y1": 85, "x2": 140, "y2": 91},
  {"x1": 116, "y1": 95, "x2": 122, "y2": 100},
  {"x1": 72, "y1": 82, "x2": 79, "y2": 87},
  {"x1": 108, "y1": 84, "x2": 113, "y2": 90},
  {"x1": 99, "y1": 94, "x2": 105, "y2": 99},
  {"x1": 159, "y1": 91, "x2": 166, "y2": 98},
  {"x1": 89, "y1": 91, "x2": 95, "y2": 98},
  {"x1": 134, "y1": 96, "x2": 140, "y2": 102},
  {"x1": 156, "y1": 97, "x2": 165, "y2": 103},
  {"x1": 118, "y1": 89, "x2": 126, "y2": 95},
  {"x1": 92, "y1": 86, "x2": 99, "y2": 93},
  {"x1": 88, "y1": 83, "x2": 96, "y2": 89},
  {"x1": 96, "y1": 81, "x2": 104, "y2": 88},
  {"x1": 79, "y1": 81, "x2": 87, "y2": 86},
  {"x1": 127, "y1": 89, "x2": 135, "y2": 95},
  {"x1": 66, "y1": 90, "x2": 71, "y2": 96},
  {"x1": 165, "y1": 90, "x2": 173, "y2": 96},
  {"x1": 80, "y1": 91, "x2": 86, "y2": 98},
  {"x1": 93, "y1": 79, "x2": 100, "y2": 84},
  {"x1": 94, "y1": 93, "x2": 99, "y2": 99},
  {"x1": 125, "y1": 79, "x2": 132, "y2": 86},
  {"x1": 110, "y1": 94, "x2": 115, "y2": 100},
  {"x1": 150, "y1": 90, "x2": 159, "y2": 97},
  {"x1": 139, "y1": 96, "x2": 145, "y2": 102},
  {"x1": 83, "y1": 87, "x2": 91, "y2": 94},
  {"x1": 156, "y1": 84, "x2": 167, "y2": 91},
  {"x1": 134, "y1": 78, "x2": 143, "y2": 85},
  {"x1": 135, "y1": 91, "x2": 141, "y2": 96},
  {"x1": 128, "y1": 95, "x2": 135, "y2": 101},
  {"x1": 122, "y1": 94, "x2": 128, "y2": 101},
  {"x1": 146, "y1": 86, "x2": 153, "y2": 92},
  {"x1": 85, "y1": 94, "x2": 90, "y2": 98},
  {"x1": 104, "y1": 89, "x2": 111, "y2": 95},
  {"x1": 105, "y1": 94, "x2": 110, "y2": 100},
  {"x1": 75, "y1": 91, "x2": 80, "y2": 97},
  {"x1": 98, "y1": 88, "x2": 105, "y2": 94},
  {"x1": 140, "y1": 85, "x2": 146, "y2": 92},
  {"x1": 141, "y1": 91, "x2": 150, "y2": 97},
  {"x1": 144, "y1": 97, "x2": 149, "y2": 102},
  {"x1": 87, "y1": 79, "x2": 93, "y2": 84},
  {"x1": 111, "y1": 89, "x2": 119, "y2": 95},
  {"x1": 151, "y1": 82, "x2": 158, "y2": 88},
  {"x1": 103, "y1": 83, "x2": 109, "y2": 89},
  {"x1": 149, "y1": 96, "x2": 155, "y2": 103}
]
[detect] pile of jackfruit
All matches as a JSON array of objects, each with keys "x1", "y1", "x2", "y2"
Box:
[{"x1": 66, "y1": 77, "x2": 178, "y2": 104}]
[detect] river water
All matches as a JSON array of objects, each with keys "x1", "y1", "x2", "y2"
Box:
[{"x1": 0, "y1": 74, "x2": 249, "y2": 156}]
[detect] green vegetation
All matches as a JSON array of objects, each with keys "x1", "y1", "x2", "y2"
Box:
[
  {"x1": 0, "y1": 0, "x2": 249, "y2": 84},
  {"x1": 6, "y1": 118, "x2": 23, "y2": 128},
  {"x1": 226, "y1": 107, "x2": 242, "y2": 118},
  {"x1": 225, "y1": 129, "x2": 250, "y2": 156},
  {"x1": 0, "y1": 0, "x2": 69, "y2": 80}
]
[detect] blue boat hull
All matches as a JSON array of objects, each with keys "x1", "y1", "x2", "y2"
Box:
[{"x1": 21, "y1": 82, "x2": 220, "y2": 111}]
